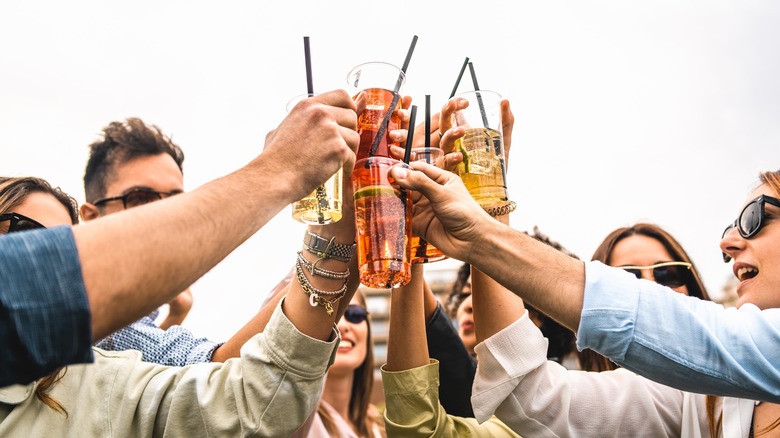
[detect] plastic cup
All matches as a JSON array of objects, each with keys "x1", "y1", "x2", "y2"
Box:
[
  {"x1": 287, "y1": 94, "x2": 343, "y2": 225},
  {"x1": 452, "y1": 90, "x2": 509, "y2": 208},
  {"x1": 352, "y1": 156, "x2": 412, "y2": 288},
  {"x1": 408, "y1": 147, "x2": 447, "y2": 264},
  {"x1": 347, "y1": 62, "x2": 405, "y2": 160}
]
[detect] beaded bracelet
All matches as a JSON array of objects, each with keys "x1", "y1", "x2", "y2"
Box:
[
  {"x1": 484, "y1": 200, "x2": 517, "y2": 217},
  {"x1": 296, "y1": 251, "x2": 350, "y2": 280},
  {"x1": 294, "y1": 257, "x2": 347, "y2": 316}
]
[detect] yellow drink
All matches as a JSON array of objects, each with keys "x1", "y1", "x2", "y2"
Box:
[
  {"x1": 455, "y1": 128, "x2": 508, "y2": 208},
  {"x1": 292, "y1": 171, "x2": 343, "y2": 224}
]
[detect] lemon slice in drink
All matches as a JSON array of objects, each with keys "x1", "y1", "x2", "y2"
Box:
[
  {"x1": 353, "y1": 186, "x2": 400, "y2": 201},
  {"x1": 455, "y1": 139, "x2": 470, "y2": 173}
]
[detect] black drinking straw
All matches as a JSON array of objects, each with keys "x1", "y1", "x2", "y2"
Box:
[
  {"x1": 424, "y1": 95, "x2": 431, "y2": 163},
  {"x1": 449, "y1": 57, "x2": 470, "y2": 99},
  {"x1": 368, "y1": 35, "x2": 419, "y2": 157},
  {"x1": 468, "y1": 62, "x2": 490, "y2": 129},
  {"x1": 403, "y1": 105, "x2": 417, "y2": 164},
  {"x1": 304, "y1": 37, "x2": 314, "y2": 97},
  {"x1": 303, "y1": 36, "x2": 327, "y2": 223}
]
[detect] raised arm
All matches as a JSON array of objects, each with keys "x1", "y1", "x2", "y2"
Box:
[{"x1": 76, "y1": 90, "x2": 364, "y2": 342}]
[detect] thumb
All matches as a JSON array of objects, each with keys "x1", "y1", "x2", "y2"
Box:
[{"x1": 389, "y1": 161, "x2": 454, "y2": 200}]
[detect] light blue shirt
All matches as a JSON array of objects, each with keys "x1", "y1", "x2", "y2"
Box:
[
  {"x1": 577, "y1": 260, "x2": 780, "y2": 403},
  {"x1": 0, "y1": 226, "x2": 93, "y2": 386},
  {"x1": 95, "y1": 311, "x2": 221, "y2": 366}
]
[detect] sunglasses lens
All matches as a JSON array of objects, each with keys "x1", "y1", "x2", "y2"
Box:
[
  {"x1": 344, "y1": 306, "x2": 367, "y2": 324},
  {"x1": 739, "y1": 202, "x2": 762, "y2": 237},
  {"x1": 10, "y1": 219, "x2": 44, "y2": 232},
  {"x1": 654, "y1": 266, "x2": 688, "y2": 288},
  {"x1": 125, "y1": 190, "x2": 162, "y2": 208}
]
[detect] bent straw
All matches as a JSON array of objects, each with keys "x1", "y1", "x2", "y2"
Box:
[
  {"x1": 368, "y1": 35, "x2": 419, "y2": 157},
  {"x1": 403, "y1": 105, "x2": 417, "y2": 164},
  {"x1": 449, "y1": 57, "x2": 470, "y2": 99},
  {"x1": 303, "y1": 36, "x2": 327, "y2": 223},
  {"x1": 424, "y1": 94, "x2": 431, "y2": 163},
  {"x1": 468, "y1": 61, "x2": 490, "y2": 129}
]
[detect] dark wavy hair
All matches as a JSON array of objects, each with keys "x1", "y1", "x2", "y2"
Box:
[{"x1": 83, "y1": 118, "x2": 184, "y2": 202}]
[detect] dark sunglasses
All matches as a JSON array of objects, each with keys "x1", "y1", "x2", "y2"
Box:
[
  {"x1": 92, "y1": 187, "x2": 182, "y2": 209},
  {"x1": 0, "y1": 212, "x2": 46, "y2": 234},
  {"x1": 620, "y1": 261, "x2": 692, "y2": 288},
  {"x1": 721, "y1": 194, "x2": 780, "y2": 262},
  {"x1": 344, "y1": 305, "x2": 369, "y2": 324}
]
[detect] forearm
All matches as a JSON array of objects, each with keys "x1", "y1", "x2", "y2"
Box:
[
  {"x1": 468, "y1": 219, "x2": 585, "y2": 331},
  {"x1": 283, "y1": 188, "x2": 360, "y2": 341},
  {"x1": 386, "y1": 263, "x2": 428, "y2": 371},
  {"x1": 471, "y1": 213, "x2": 526, "y2": 343},
  {"x1": 76, "y1": 158, "x2": 297, "y2": 340}
]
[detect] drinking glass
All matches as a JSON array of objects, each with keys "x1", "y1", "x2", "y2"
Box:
[
  {"x1": 347, "y1": 62, "x2": 405, "y2": 160},
  {"x1": 287, "y1": 94, "x2": 343, "y2": 224},
  {"x1": 352, "y1": 156, "x2": 412, "y2": 288},
  {"x1": 452, "y1": 90, "x2": 509, "y2": 208},
  {"x1": 408, "y1": 147, "x2": 447, "y2": 264}
]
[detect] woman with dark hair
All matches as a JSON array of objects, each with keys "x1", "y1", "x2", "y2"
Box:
[
  {"x1": 0, "y1": 176, "x2": 79, "y2": 230},
  {"x1": 0, "y1": 176, "x2": 80, "y2": 415},
  {"x1": 579, "y1": 222, "x2": 711, "y2": 372},
  {"x1": 293, "y1": 290, "x2": 385, "y2": 437}
]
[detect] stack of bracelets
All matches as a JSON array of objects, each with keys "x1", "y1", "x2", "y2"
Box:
[{"x1": 296, "y1": 231, "x2": 355, "y2": 316}]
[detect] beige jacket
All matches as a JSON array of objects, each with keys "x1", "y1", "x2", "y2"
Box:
[{"x1": 0, "y1": 301, "x2": 339, "y2": 437}]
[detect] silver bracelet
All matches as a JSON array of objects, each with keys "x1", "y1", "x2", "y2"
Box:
[
  {"x1": 302, "y1": 230, "x2": 356, "y2": 263},
  {"x1": 297, "y1": 251, "x2": 350, "y2": 280},
  {"x1": 294, "y1": 258, "x2": 347, "y2": 316}
]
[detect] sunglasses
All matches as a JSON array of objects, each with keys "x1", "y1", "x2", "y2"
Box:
[
  {"x1": 92, "y1": 187, "x2": 182, "y2": 210},
  {"x1": 344, "y1": 304, "x2": 369, "y2": 324},
  {"x1": 0, "y1": 212, "x2": 46, "y2": 234},
  {"x1": 721, "y1": 194, "x2": 780, "y2": 262},
  {"x1": 620, "y1": 261, "x2": 692, "y2": 288}
]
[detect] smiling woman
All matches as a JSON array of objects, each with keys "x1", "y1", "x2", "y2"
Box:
[{"x1": 292, "y1": 289, "x2": 386, "y2": 437}]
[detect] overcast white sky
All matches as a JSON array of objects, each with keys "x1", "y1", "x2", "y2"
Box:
[{"x1": 2, "y1": 1, "x2": 778, "y2": 340}]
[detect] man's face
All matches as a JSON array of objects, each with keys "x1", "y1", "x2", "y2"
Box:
[{"x1": 81, "y1": 153, "x2": 184, "y2": 219}]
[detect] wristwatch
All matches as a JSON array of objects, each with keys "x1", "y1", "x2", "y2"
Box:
[{"x1": 303, "y1": 230, "x2": 356, "y2": 263}]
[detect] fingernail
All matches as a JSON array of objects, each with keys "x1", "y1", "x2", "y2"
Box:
[{"x1": 393, "y1": 168, "x2": 408, "y2": 180}]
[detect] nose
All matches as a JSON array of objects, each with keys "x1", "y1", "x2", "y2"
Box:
[
  {"x1": 337, "y1": 316, "x2": 350, "y2": 332},
  {"x1": 720, "y1": 225, "x2": 744, "y2": 262},
  {"x1": 641, "y1": 270, "x2": 655, "y2": 282}
]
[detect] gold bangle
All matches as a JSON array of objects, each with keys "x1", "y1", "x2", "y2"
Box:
[{"x1": 484, "y1": 200, "x2": 517, "y2": 217}]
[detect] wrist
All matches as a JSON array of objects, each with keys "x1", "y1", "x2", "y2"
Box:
[{"x1": 302, "y1": 230, "x2": 356, "y2": 263}]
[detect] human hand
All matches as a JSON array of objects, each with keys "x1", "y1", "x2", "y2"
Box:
[
  {"x1": 262, "y1": 90, "x2": 366, "y2": 203},
  {"x1": 388, "y1": 161, "x2": 492, "y2": 263},
  {"x1": 160, "y1": 289, "x2": 193, "y2": 329},
  {"x1": 500, "y1": 99, "x2": 514, "y2": 169}
]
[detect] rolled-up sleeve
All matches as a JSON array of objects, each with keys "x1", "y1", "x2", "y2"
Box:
[
  {"x1": 577, "y1": 261, "x2": 780, "y2": 402},
  {"x1": 0, "y1": 226, "x2": 93, "y2": 386}
]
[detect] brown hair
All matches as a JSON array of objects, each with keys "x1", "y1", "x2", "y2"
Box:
[
  {"x1": 83, "y1": 118, "x2": 184, "y2": 202},
  {"x1": 707, "y1": 170, "x2": 780, "y2": 438},
  {"x1": 318, "y1": 290, "x2": 384, "y2": 437},
  {"x1": 0, "y1": 176, "x2": 77, "y2": 415},
  {"x1": 0, "y1": 176, "x2": 79, "y2": 225},
  {"x1": 581, "y1": 223, "x2": 711, "y2": 372}
]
